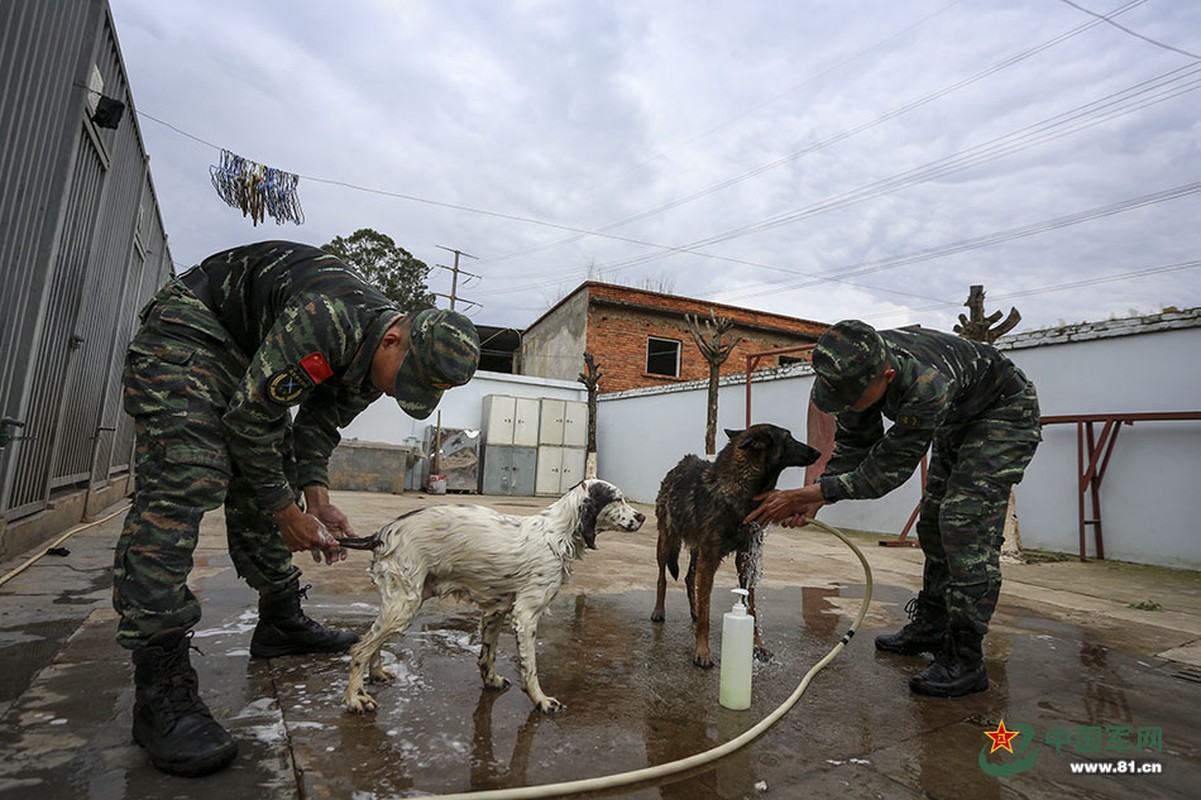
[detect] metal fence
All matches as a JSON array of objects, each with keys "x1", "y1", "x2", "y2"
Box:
[{"x1": 0, "y1": 0, "x2": 173, "y2": 522}]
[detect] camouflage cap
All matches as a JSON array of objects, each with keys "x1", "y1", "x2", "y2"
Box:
[
  {"x1": 394, "y1": 309, "x2": 480, "y2": 420},
  {"x1": 810, "y1": 319, "x2": 888, "y2": 413}
]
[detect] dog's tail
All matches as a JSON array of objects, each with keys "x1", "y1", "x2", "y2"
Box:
[{"x1": 336, "y1": 533, "x2": 382, "y2": 550}]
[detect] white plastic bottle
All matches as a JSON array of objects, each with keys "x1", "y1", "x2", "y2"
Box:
[{"x1": 719, "y1": 588, "x2": 754, "y2": 710}]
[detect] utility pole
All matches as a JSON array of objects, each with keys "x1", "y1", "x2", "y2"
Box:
[{"x1": 434, "y1": 245, "x2": 481, "y2": 311}]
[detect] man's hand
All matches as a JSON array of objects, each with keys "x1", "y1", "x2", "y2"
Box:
[
  {"x1": 302, "y1": 485, "x2": 358, "y2": 552},
  {"x1": 310, "y1": 503, "x2": 357, "y2": 540},
  {"x1": 273, "y1": 503, "x2": 345, "y2": 565},
  {"x1": 744, "y1": 484, "x2": 826, "y2": 527}
]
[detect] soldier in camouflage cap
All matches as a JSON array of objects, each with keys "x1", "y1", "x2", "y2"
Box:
[
  {"x1": 748, "y1": 319, "x2": 1041, "y2": 699},
  {"x1": 394, "y1": 308, "x2": 481, "y2": 420},
  {"x1": 112, "y1": 241, "x2": 478, "y2": 777},
  {"x1": 810, "y1": 319, "x2": 890, "y2": 414}
]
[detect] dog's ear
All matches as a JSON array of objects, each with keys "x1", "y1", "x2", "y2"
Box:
[
  {"x1": 576, "y1": 502, "x2": 598, "y2": 550},
  {"x1": 737, "y1": 427, "x2": 768, "y2": 451},
  {"x1": 576, "y1": 481, "x2": 620, "y2": 550}
]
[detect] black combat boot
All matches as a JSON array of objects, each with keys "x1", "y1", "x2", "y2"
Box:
[
  {"x1": 909, "y1": 629, "x2": 989, "y2": 697},
  {"x1": 250, "y1": 580, "x2": 358, "y2": 658},
  {"x1": 875, "y1": 593, "x2": 947, "y2": 656},
  {"x1": 131, "y1": 627, "x2": 238, "y2": 777}
]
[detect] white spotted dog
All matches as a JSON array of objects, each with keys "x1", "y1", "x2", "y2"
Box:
[{"x1": 338, "y1": 479, "x2": 645, "y2": 714}]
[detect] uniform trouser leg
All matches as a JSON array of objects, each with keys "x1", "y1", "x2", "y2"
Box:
[
  {"x1": 113, "y1": 326, "x2": 241, "y2": 650},
  {"x1": 920, "y1": 397, "x2": 1041, "y2": 637},
  {"x1": 915, "y1": 459, "x2": 951, "y2": 614}
]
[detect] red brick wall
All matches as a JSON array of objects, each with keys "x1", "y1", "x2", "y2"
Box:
[{"x1": 584, "y1": 285, "x2": 826, "y2": 394}]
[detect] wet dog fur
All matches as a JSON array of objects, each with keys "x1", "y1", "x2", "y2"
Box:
[
  {"x1": 339, "y1": 479, "x2": 645, "y2": 714},
  {"x1": 652, "y1": 425, "x2": 820, "y2": 667}
]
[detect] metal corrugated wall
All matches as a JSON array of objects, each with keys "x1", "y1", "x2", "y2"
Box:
[{"x1": 0, "y1": 0, "x2": 173, "y2": 521}]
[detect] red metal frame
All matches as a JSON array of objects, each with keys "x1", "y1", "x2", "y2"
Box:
[
  {"x1": 744, "y1": 344, "x2": 815, "y2": 427},
  {"x1": 1039, "y1": 412, "x2": 1201, "y2": 561}
]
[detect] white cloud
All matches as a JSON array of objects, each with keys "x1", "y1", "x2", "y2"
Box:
[{"x1": 110, "y1": 0, "x2": 1201, "y2": 333}]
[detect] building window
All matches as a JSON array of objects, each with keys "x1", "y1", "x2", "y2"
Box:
[{"x1": 646, "y1": 336, "x2": 681, "y2": 377}]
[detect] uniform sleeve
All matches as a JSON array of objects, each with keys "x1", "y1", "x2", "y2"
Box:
[
  {"x1": 820, "y1": 372, "x2": 949, "y2": 503},
  {"x1": 822, "y1": 409, "x2": 884, "y2": 478},
  {"x1": 221, "y1": 296, "x2": 364, "y2": 512},
  {"x1": 292, "y1": 382, "x2": 380, "y2": 488}
]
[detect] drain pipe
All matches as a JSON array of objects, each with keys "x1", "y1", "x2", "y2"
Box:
[
  {"x1": 0, "y1": 502, "x2": 129, "y2": 588},
  {"x1": 431, "y1": 518, "x2": 874, "y2": 800}
]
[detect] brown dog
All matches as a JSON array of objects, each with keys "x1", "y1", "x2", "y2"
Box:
[{"x1": 652, "y1": 425, "x2": 820, "y2": 667}]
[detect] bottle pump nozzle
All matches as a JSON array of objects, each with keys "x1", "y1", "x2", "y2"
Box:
[{"x1": 731, "y1": 588, "x2": 749, "y2": 613}]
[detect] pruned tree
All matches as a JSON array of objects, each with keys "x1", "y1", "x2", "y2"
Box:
[
  {"x1": 577, "y1": 352, "x2": 603, "y2": 478},
  {"x1": 685, "y1": 311, "x2": 741, "y2": 455},
  {"x1": 954, "y1": 284, "x2": 1021, "y2": 343},
  {"x1": 322, "y1": 228, "x2": 435, "y2": 311}
]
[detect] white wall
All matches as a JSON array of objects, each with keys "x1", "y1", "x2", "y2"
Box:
[
  {"x1": 339, "y1": 370, "x2": 586, "y2": 447},
  {"x1": 595, "y1": 322, "x2": 1201, "y2": 570},
  {"x1": 1001, "y1": 327, "x2": 1200, "y2": 568}
]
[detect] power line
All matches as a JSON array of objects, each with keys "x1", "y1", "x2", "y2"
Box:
[
  {"x1": 859, "y1": 258, "x2": 1201, "y2": 324},
  {"x1": 478, "y1": 0, "x2": 1150, "y2": 270},
  {"x1": 481, "y1": 60, "x2": 1201, "y2": 298},
  {"x1": 1056, "y1": 0, "x2": 1201, "y2": 60},
  {"x1": 714, "y1": 181, "x2": 1201, "y2": 304},
  {"x1": 135, "y1": 0, "x2": 1154, "y2": 289},
  {"x1": 129, "y1": 0, "x2": 1194, "y2": 314}
]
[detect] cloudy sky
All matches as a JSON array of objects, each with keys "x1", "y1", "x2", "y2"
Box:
[{"x1": 109, "y1": 0, "x2": 1201, "y2": 335}]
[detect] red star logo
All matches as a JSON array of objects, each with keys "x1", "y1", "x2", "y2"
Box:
[{"x1": 984, "y1": 719, "x2": 1020, "y2": 754}]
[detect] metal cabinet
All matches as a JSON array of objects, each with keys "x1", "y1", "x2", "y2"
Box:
[
  {"x1": 535, "y1": 446, "x2": 587, "y2": 496},
  {"x1": 481, "y1": 395, "x2": 540, "y2": 447},
  {"x1": 480, "y1": 445, "x2": 537, "y2": 496},
  {"x1": 538, "y1": 399, "x2": 587, "y2": 447}
]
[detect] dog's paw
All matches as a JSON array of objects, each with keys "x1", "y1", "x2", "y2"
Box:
[
  {"x1": 536, "y1": 696, "x2": 564, "y2": 714},
  {"x1": 753, "y1": 645, "x2": 774, "y2": 663},
  {"x1": 650, "y1": 608, "x2": 665, "y2": 623},
  {"x1": 693, "y1": 652, "x2": 715, "y2": 669},
  {"x1": 344, "y1": 691, "x2": 379, "y2": 714}
]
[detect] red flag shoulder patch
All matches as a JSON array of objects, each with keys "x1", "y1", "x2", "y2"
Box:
[{"x1": 300, "y1": 352, "x2": 334, "y2": 384}]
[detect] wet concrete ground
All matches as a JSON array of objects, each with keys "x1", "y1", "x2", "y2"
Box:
[{"x1": 1, "y1": 489, "x2": 1199, "y2": 799}]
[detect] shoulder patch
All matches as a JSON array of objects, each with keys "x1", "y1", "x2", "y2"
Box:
[
  {"x1": 268, "y1": 368, "x2": 306, "y2": 404},
  {"x1": 300, "y1": 351, "x2": 334, "y2": 384}
]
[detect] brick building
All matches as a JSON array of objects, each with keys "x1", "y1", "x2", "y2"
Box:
[{"x1": 520, "y1": 282, "x2": 829, "y2": 394}]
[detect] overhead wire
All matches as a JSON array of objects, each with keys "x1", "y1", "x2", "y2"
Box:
[
  {"x1": 480, "y1": 61, "x2": 1201, "y2": 298},
  {"x1": 855, "y1": 258, "x2": 1201, "y2": 326},
  {"x1": 138, "y1": 0, "x2": 1153, "y2": 287},
  {"x1": 1056, "y1": 0, "x2": 1201, "y2": 60},
  {"x1": 479, "y1": 0, "x2": 1150, "y2": 270},
  {"x1": 546, "y1": 62, "x2": 1201, "y2": 282},
  {"x1": 712, "y1": 181, "x2": 1201, "y2": 305},
  {"x1": 130, "y1": 0, "x2": 1195, "y2": 315}
]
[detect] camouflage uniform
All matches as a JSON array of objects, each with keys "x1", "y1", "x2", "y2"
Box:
[
  {"x1": 813, "y1": 322, "x2": 1041, "y2": 636},
  {"x1": 112, "y1": 241, "x2": 479, "y2": 649}
]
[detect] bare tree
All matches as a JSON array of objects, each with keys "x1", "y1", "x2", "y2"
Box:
[
  {"x1": 685, "y1": 311, "x2": 741, "y2": 455},
  {"x1": 954, "y1": 284, "x2": 1020, "y2": 343},
  {"x1": 577, "y1": 352, "x2": 603, "y2": 478}
]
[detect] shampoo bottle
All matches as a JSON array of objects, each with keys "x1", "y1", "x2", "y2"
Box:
[{"x1": 719, "y1": 588, "x2": 754, "y2": 710}]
